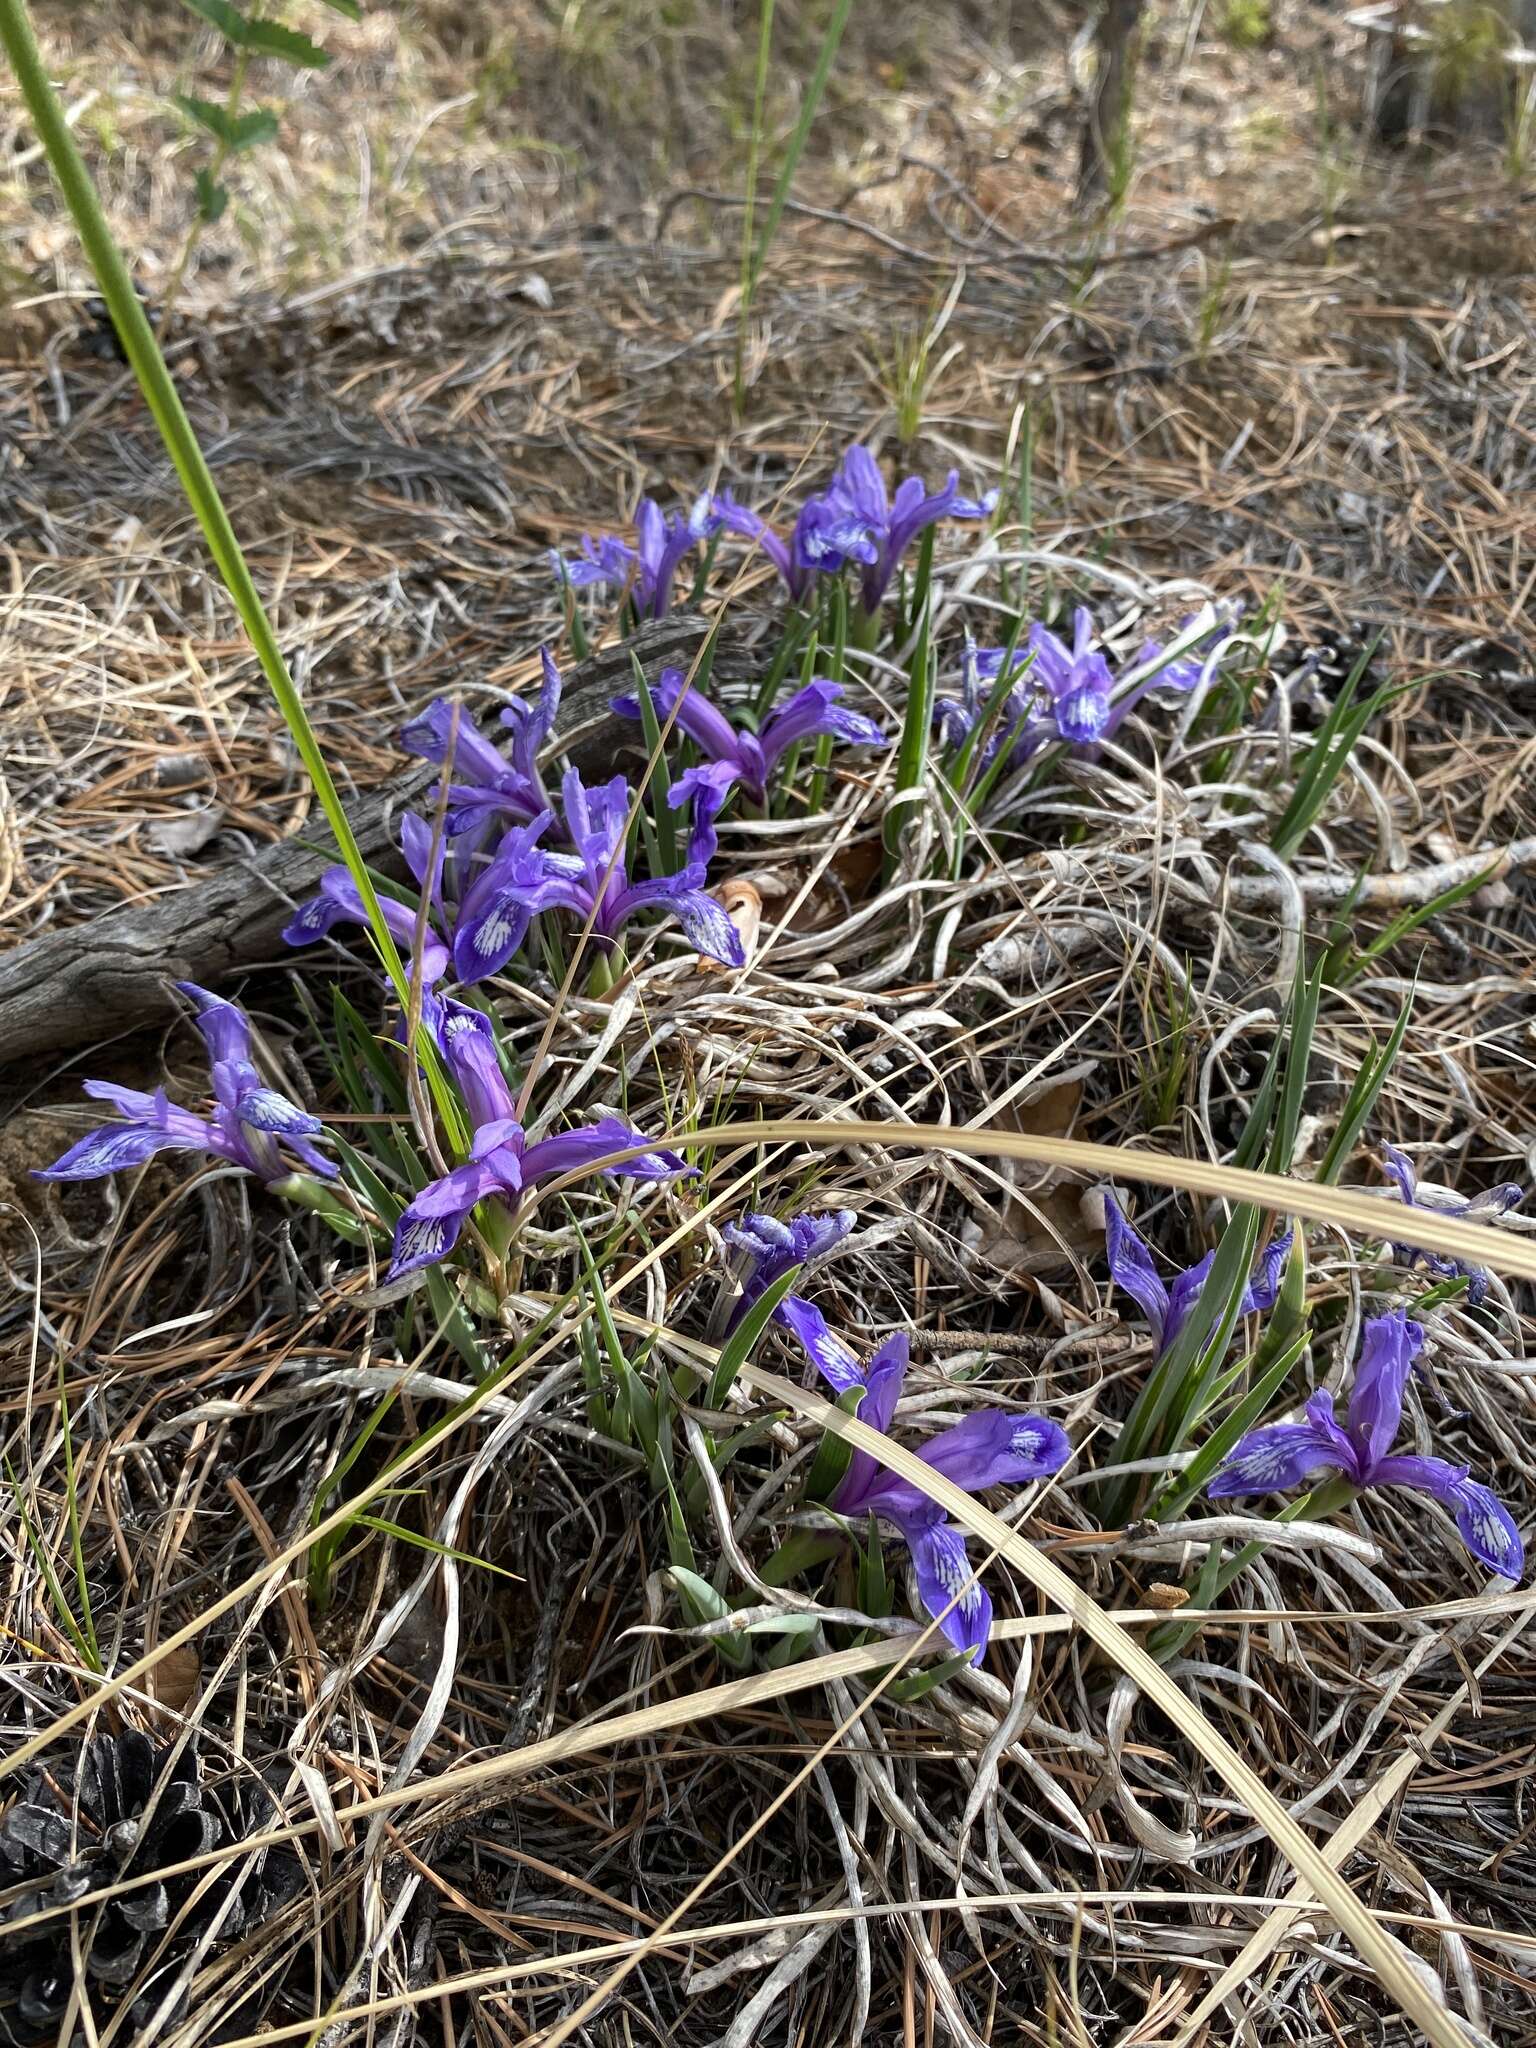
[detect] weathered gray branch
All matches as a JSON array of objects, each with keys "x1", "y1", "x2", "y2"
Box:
[{"x1": 0, "y1": 617, "x2": 719, "y2": 1069}]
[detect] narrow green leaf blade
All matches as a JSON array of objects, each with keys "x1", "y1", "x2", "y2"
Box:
[{"x1": 239, "y1": 16, "x2": 331, "y2": 66}]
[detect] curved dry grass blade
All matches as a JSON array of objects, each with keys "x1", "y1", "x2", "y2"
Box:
[{"x1": 701, "y1": 1117, "x2": 1536, "y2": 1283}]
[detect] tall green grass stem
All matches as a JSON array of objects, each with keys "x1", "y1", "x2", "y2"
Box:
[{"x1": 0, "y1": 0, "x2": 412, "y2": 1015}]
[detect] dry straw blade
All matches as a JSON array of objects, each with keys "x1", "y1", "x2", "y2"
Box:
[{"x1": 703, "y1": 1116, "x2": 1536, "y2": 1284}]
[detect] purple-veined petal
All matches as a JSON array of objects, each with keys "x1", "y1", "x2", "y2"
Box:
[
  {"x1": 833, "y1": 1331, "x2": 911, "y2": 1518},
  {"x1": 449, "y1": 891, "x2": 535, "y2": 983},
  {"x1": 1450, "y1": 1478, "x2": 1524, "y2": 1578},
  {"x1": 1345, "y1": 1309, "x2": 1424, "y2": 1475},
  {"x1": 902, "y1": 1518, "x2": 992, "y2": 1664},
  {"x1": 1240, "y1": 1231, "x2": 1293, "y2": 1314},
  {"x1": 1102, "y1": 1192, "x2": 1172, "y2": 1351},
  {"x1": 234, "y1": 1087, "x2": 323, "y2": 1138},
  {"x1": 438, "y1": 1002, "x2": 518, "y2": 1129},
  {"x1": 520, "y1": 1115, "x2": 692, "y2": 1188},
  {"x1": 1371, "y1": 1456, "x2": 1525, "y2": 1578},
  {"x1": 453, "y1": 808, "x2": 567, "y2": 970},
  {"x1": 35, "y1": 1119, "x2": 205, "y2": 1182},
  {"x1": 777, "y1": 1293, "x2": 864, "y2": 1397},
  {"x1": 609, "y1": 871, "x2": 744, "y2": 966},
  {"x1": 817, "y1": 702, "x2": 888, "y2": 747},
  {"x1": 388, "y1": 1177, "x2": 495, "y2": 1277},
  {"x1": 1380, "y1": 1142, "x2": 1418, "y2": 1205},
  {"x1": 282, "y1": 881, "x2": 352, "y2": 948},
  {"x1": 1206, "y1": 1418, "x2": 1354, "y2": 1499},
  {"x1": 662, "y1": 886, "x2": 745, "y2": 966},
  {"x1": 1054, "y1": 676, "x2": 1113, "y2": 747},
  {"x1": 390, "y1": 1158, "x2": 507, "y2": 1273},
  {"x1": 174, "y1": 983, "x2": 253, "y2": 1069},
  {"x1": 916, "y1": 1410, "x2": 1071, "y2": 1492},
  {"x1": 1162, "y1": 1250, "x2": 1215, "y2": 1357}
]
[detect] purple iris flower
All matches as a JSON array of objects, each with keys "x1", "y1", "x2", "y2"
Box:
[
  {"x1": 1208, "y1": 1309, "x2": 1523, "y2": 1579},
  {"x1": 713, "y1": 445, "x2": 995, "y2": 613},
  {"x1": 36, "y1": 983, "x2": 334, "y2": 1189},
  {"x1": 549, "y1": 531, "x2": 638, "y2": 597},
  {"x1": 1378, "y1": 1144, "x2": 1525, "y2": 1308},
  {"x1": 1132, "y1": 614, "x2": 1235, "y2": 693},
  {"x1": 940, "y1": 610, "x2": 1227, "y2": 756},
  {"x1": 778, "y1": 1296, "x2": 1070, "y2": 1661},
  {"x1": 610, "y1": 666, "x2": 887, "y2": 812},
  {"x1": 721, "y1": 1207, "x2": 858, "y2": 1331},
  {"x1": 452, "y1": 766, "x2": 744, "y2": 972},
  {"x1": 390, "y1": 1000, "x2": 693, "y2": 1275},
  {"x1": 932, "y1": 640, "x2": 1044, "y2": 771},
  {"x1": 1103, "y1": 1192, "x2": 1292, "y2": 1358},
  {"x1": 284, "y1": 810, "x2": 555, "y2": 986},
  {"x1": 398, "y1": 650, "x2": 561, "y2": 835},
  {"x1": 549, "y1": 494, "x2": 718, "y2": 620}
]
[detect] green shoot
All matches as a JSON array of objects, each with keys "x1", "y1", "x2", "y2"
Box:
[
  {"x1": 707, "y1": 1265, "x2": 805, "y2": 1408},
  {"x1": 1326, "y1": 866, "x2": 1496, "y2": 989},
  {"x1": 733, "y1": 0, "x2": 777, "y2": 418},
  {"x1": 6, "y1": 1455, "x2": 101, "y2": 1673},
  {"x1": 733, "y1": 0, "x2": 854, "y2": 414},
  {"x1": 1269, "y1": 643, "x2": 1412, "y2": 861}
]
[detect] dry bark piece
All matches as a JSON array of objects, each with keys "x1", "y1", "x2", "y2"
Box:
[{"x1": 0, "y1": 616, "x2": 723, "y2": 1070}]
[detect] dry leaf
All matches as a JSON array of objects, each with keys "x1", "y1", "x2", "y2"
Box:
[
  {"x1": 1144, "y1": 1583, "x2": 1192, "y2": 1613},
  {"x1": 780, "y1": 836, "x2": 883, "y2": 933},
  {"x1": 147, "y1": 805, "x2": 226, "y2": 857},
  {"x1": 963, "y1": 1074, "x2": 1104, "y2": 1280},
  {"x1": 697, "y1": 877, "x2": 762, "y2": 971},
  {"x1": 147, "y1": 1643, "x2": 201, "y2": 1715}
]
